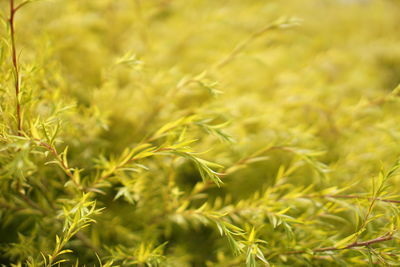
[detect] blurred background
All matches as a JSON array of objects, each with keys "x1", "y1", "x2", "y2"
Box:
[{"x1": 1, "y1": 0, "x2": 400, "y2": 265}]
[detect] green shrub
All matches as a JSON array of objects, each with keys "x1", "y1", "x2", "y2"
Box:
[{"x1": 1, "y1": 0, "x2": 400, "y2": 266}]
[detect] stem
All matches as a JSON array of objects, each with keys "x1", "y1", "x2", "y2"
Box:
[
  {"x1": 184, "y1": 146, "x2": 293, "y2": 202},
  {"x1": 285, "y1": 232, "x2": 394, "y2": 255},
  {"x1": 87, "y1": 146, "x2": 171, "y2": 191},
  {"x1": 9, "y1": 0, "x2": 22, "y2": 135},
  {"x1": 213, "y1": 23, "x2": 277, "y2": 70},
  {"x1": 35, "y1": 139, "x2": 82, "y2": 189},
  {"x1": 16, "y1": 190, "x2": 103, "y2": 258},
  {"x1": 304, "y1": 194, "x2": 400, "y2": 204}
]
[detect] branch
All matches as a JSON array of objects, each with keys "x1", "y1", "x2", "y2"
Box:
[
  {"x1": 213, "y1": 18, "x2": 300, "y2": 70},
  {"x1": 184, "y1": 146, "x2": 293, "y2": 202},
  {"x1": 304, "y1": 194, "x2": 400, "y2": 204},
  {"x1": 286, "y1": 232, "x2": 394, "y2": 255},
  {"x1": 87, "y1": 146, "x2": 175, "y2": 192},
  {"x1": 11, "y1": 190, "x2": 103, "y2": 256},
  {"x1": 9, "y1": 0, "x2": 22, "y2": 134},
  {"x1": 213, "y1": 24, "x2": 277, "y2": 70},
  {"x1": 35, "y1": 139, "x2": 81, "y2": 189},
  {"x1": 14, "y1": 0, "x2": 33, "y2": 13}
]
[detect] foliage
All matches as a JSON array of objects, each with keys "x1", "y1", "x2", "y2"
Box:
[{"x1": 1, "y1": 0, "x2": 400, "y2": 266}]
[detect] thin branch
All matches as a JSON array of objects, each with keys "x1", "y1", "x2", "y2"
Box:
[
  {"x1": 221, "y1": 145, "x2": 292, "y2": 176},
  {"x1": 285, "y1": 232, "x2": 394, "y2": 255},
  {"x1": 87, "y1": 146, "x2": 172, "y2": 191},
  {"x1": 9, "y1": 0, "x2": 22, "y2": 134},
  {"x1": 34, "y1": 139, "x2": 81, "y2": 189},
  {"x1": 11, "y1": 190, "x2": 103, "y2": 256},
  {"x1": 14, "y1": 0, "x2": 32, "y2": 13},
  {"x1": 213, "y1": 18, "x2": 300, "y2": 70},
  {"x1": 183, "y1": 146, "x2": 293, "y2": 202},
  {"x1": 18, "y1": 191, "x2": 49, "y2": 215},
  {"x1": 307, "y1": 194, "x2": 400, "y2": 204},
  {"x1": 213, "y1": 23, "x2": 278, "y2": 70}
]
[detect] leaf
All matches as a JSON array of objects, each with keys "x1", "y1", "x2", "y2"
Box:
[
  {"x1": 334, "y1": 233, "x2": 358, "y2": 249},
  {"x1": 154, "y1": 117, "x2": 186, "y2": 138}
]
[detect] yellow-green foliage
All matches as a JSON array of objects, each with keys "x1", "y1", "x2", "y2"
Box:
[{"x1": 1, "y1": 0, "x2": 400, "y2": 266}]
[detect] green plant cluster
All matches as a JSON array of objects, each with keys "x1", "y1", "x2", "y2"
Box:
[{"x1": 1, "y1": 0, "x2": 400, "y2": 266}]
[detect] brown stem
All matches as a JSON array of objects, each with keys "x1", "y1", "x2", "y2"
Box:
[
  {"x1": 9, "y1": 0, "x2": 22, "y2": 135},
  {"x1": 286, "y1": 232, "x2": 394, "y2": 255},
  {"x1": 35, "y1": 139, "x2": 81, "y2": 189},
  {"x1": 304, "y1": 194, "x2": 400, "y2": 204},
  {"x1": 14, "y1": 0, "x2": 31, "y2": 13}
]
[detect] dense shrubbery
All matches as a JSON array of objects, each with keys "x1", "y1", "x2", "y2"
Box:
[{"x1": 1, "y1": 0, "x2": 400, "y2": 266}]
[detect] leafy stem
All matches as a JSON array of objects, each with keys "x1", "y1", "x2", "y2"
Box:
[{"x1": 35, "y1": 139, "x2": 82, "y2": 189}]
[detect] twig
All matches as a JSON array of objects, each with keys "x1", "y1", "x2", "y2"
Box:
[
  {"x1": 305, "y1": 194, "x2": 400, "y2": 204},
  {"x1": 13, "y1": 191, "x2": 103, "y2": 256},
  {"x1": 34, "y1": 139, "x2": 81, "y2": 189},
  {"x1": 87, "y1": 146, "x2": 172, "y2": 191},
  {"x1": 18, "y1": 191, "x2": 49, "y2": 215},
  {"x1": 9, "y1": 0, "x2": 22, "y2": 134},
  {"x1": 213, "y1": 23, "x2": 279, "y2": 70},
  {"x1": 285, "y1": 232, "x2": 394, "y2": 255},
  {"x1": 221, "y1": 145, "x2": 292, "y2": 176},
  {"x1": 184, "y1": 146, "x2": 293, "y2": 202},
  {"x1": 14, "y1": 0, "x2": 33, "y2": 13}
]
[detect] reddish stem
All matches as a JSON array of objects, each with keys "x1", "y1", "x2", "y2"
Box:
[
  {"x1": 9, "y1": 0, "x2": 22, "y2": 135},
  {"x1": 286, "y1": 232, "x2": 394, "y2": 255},
  {"x1": 304, "y1": 194, "x2": 400, "y2": 204}
]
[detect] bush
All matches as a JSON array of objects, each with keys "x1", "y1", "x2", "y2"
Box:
[{"x1": 1, "y1": 0, "x2": 400, "y2": 266}]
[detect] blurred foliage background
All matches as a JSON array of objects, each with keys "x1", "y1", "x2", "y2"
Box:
[{"x1": 1, "y1": 0, "x2": 400, "y2": 266}]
